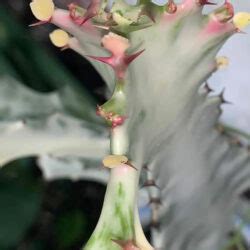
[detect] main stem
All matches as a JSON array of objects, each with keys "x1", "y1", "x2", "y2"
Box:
[{"x1": 84, "y1": 124, "x2": 140, "y2": 250}]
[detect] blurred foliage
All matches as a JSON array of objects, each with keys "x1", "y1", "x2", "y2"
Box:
[
  {"x1": 0, "y1": 3, "x2": 106, "y2": 250},
  {"x1": 0, "y1": 160, "x2": 105, "y2": 250},
  {"x1": 0, "y1": 160, "x2": 43, "y2": 249},
  {"x1": 0, "y1": 4, "x2": 103, "y2": 122}
]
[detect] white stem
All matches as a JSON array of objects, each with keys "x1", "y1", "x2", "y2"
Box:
[{"x1": 110, "y1": 123, "x2": 129, "y2": 155}]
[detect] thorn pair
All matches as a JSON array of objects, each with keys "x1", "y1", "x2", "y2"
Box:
[{"x1": 87, "y1": 49, "x2": 145, "y2": 79}]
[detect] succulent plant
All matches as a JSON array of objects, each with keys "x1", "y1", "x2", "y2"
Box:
[{"x1": 1, "y1": 0, "x2": 250, "y2": 249}]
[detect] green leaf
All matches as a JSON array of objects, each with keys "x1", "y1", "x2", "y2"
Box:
[
  {"x1": 0, "y1": 161, "x2": 42, "y2": 248},
  {"x1": 56, "y1": 210, "x2": 87, "y2": 248}
]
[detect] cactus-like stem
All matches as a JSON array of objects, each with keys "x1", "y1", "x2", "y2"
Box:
[
  {"x1": 23, "y1": 1, "x2": 250, "y2": 249},
  {"x1": 111, "y1": 124, "x2": 129, "y2": 155},
  {"x1": 84, "y1": 163, "x2": 139, "y2": 250}
]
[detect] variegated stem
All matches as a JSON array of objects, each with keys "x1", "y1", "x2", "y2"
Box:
[
  {"x1": 84, "y1": 73, "x2": 140, "y2": 250},
  {"x1": 84, "y1": 161, "x2": 139, "y2": 250}
]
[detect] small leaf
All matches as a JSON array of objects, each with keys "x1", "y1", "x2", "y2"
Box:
[
  {"x1": 49, "y1": 29, "x2": 70, "y2": 48},
  {"x1": 30, "y1": 0, "x2": 55, "y2": 21}
]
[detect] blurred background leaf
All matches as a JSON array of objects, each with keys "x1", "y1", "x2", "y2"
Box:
[
  {"x1": 0, "y1": 160, "x2": 43, "y2": 249},
  {"x1": 0, "y1": 2, "x2": 107, "y2": 249}
]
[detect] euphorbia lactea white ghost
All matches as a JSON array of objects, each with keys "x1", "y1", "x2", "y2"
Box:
[{"x1": 27, "y1": 0, "x2": 250, "y2": 249}]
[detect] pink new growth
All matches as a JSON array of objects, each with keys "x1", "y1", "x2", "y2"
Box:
[
  {"x1": 87, "y1": 33, "x2": 145, "y2": 79},
  {"x1": 96, "y1": 106, "x2": 127, "y2": 128},
  {"x1": 201, "y1": 1, "x2": 235, "y2": 35}
]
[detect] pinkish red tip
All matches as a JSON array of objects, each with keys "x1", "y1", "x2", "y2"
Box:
[
  {"x1": 124, "y1": 49, "x2": 145, "y2": 65},
  {"x1": 86, "y1": 55, "x2": 113, "y2": 66},
  {"x1": 88, "y1": 49, "x2": 145, "y2": 79},
  {"x1": 29, "y1": 19, "x2": 51, "y2": 27},
  {"x1": 235, "y1": 28, "x2": 247, "y2": 34},
  {"x1": 197, "y1": 0, "x2": 216, "y2": 6}
]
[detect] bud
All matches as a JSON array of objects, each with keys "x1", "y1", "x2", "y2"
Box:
[{"x1": 166, "y1": 0, "x2": 177, "y2": 14}]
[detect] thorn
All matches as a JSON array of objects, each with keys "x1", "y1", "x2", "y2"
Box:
[
  {"x1": 29, "y1": 19, "x2": 50, "y2": 27},
  {"x1": 87, "y1": 49, "x2": 145, "y2": 79},
  {"x1": 126, "y1": 161, "x2": 138, "y2": 171},
  {"x1": 204, "y1": 81, "x2": 214, "y2": 93},
  {"x1": 219, "y1": 89, "x2": 232, "y2": 105},
  {"x1": 216, "y1": 124, "x2": 225, "y2": 134},
  {"x1": 235, "y1": 28, "x2": 247, "y2": 34},
  {"x1": 142, "y1": 180, "x2": 159, "y2": 188},
  {"x1": 79, "y1": 0, "x2": 100, "y2": 26},
  {"x1": 86, "y1": 55, "x2": 113, "y2": 65},
  {"x1": 79, "y1": 13, "x2": 96, "y2": 25},
  {"x1": 229, "y1": 137, "x2": 243, "y2": 147},
  {"x1": 197, "y1": 0, "x2": 216, "y2": 6},
  {"x1": 124, "y1": 49, "x2": 145, "y2": 65},
  {"x1": 68, "y1": 2, "x2": 98, "y2": 26},
  {"x1": 60, "y1": 45, "x2": 70, "y2": 51}
]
